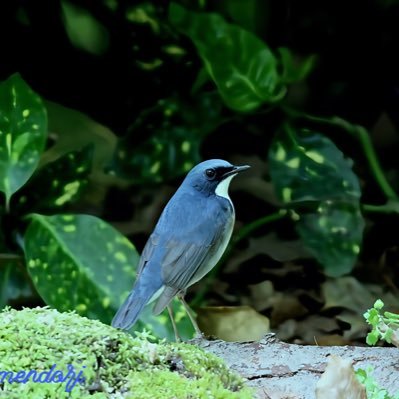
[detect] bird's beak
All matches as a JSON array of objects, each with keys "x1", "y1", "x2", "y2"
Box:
[{"x1": 223, "y1": 164, "x2": 250, "y2": 178}]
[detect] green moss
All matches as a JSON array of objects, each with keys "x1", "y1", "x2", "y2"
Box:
[{"x1": 0, "y1": 307, "x2": 252, "y2": 398}]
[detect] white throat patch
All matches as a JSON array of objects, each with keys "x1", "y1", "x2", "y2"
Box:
[{"x1": 215, "y1": 174, "x2": 235, "y2": 201}]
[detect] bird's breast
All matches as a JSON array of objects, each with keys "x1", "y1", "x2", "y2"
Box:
[{"x1": 187, "y1": 202, "x2": 235, "y2": 287}]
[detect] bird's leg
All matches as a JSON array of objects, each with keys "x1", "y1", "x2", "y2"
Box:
[
  {"x1": 177, "y1": 294, "x2": 203, "y2": 338},
  {"x1": 167, "y1": 304, "x2": 181, "y2": 342}
]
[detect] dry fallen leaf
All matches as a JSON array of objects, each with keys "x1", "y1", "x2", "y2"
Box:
[
  {"x1": 270, "y1": 293, "x2": 309, "y2": 326},
  {"x1": 322, "y1": 277, "x2": 375, "y2": 313},
  {"x1": 335, "y1": 310, "x2": 369, "y2": 341},
  {"x1": 248, "y1": 280, "x2": 275, "y2": 311},
  {"x1": 277, "y1": 315, "x2": 340, "y2": 343},
  {"x1": 315, "y1": 355, "x2": 366, "y2": 399},
  {"x1": 322, "y1": 276, "x2": 399, "y2": 314},
  {"x1": 197, "y1": 305, "x2": 270, "y2": 341}
]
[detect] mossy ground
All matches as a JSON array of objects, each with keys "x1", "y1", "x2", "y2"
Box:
[{"x1": 0, "y1": 307, "x2": 253, "y2": 398}]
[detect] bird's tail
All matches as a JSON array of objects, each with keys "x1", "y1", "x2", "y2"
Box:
[{"x1": 112, "y1": 289, "x2": 153, "y2": 330}]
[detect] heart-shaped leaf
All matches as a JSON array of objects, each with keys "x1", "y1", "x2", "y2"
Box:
[
  {"x1": 0, "y1": 74, "x2": 47, "y2": 207},
  {"x1": 169, "y1": 3, "x2": 285, "y2": 112}
]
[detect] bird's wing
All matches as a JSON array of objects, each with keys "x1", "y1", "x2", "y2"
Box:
[
  {"x1": 133, "y1": 215, "x2": 210, "y2": 285},
  {"x1": 161, "y1": 238, "x2": 217, "y2": 288},
  {"x1": 152, "y1": 218, "x2": 228, "y2": 315},
  {"x1": 138, "y1": 191, "x2": 227, "y2": 282},
  {"x1": 152, "y1": 238, "x2": 221, "y2": 315},
  {"x1": 136, "y1": 233, "x2": 159, "y2": 278}
]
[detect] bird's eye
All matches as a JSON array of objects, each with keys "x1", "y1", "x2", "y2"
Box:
[{"x1": 205, "y1": 168, "x2": 216, "y2": 179}]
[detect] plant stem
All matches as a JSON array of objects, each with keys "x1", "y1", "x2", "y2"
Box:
[
  {"x1": 353, "y1": 125, "x2": 398, "y2": 200},
  {"x1": 190, "y1": 210, "x2": 287, "y2": 307},
  {"x1": 362, "y1": 201, "x2": 399, "y2": 214}
]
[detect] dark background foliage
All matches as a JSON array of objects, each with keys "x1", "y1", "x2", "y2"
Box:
[{"x1": 1, "y1": 0, "x2": 399, "y2": 343}]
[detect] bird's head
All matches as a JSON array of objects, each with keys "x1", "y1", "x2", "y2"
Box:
[{"x1": 183, "y1": 159, "x2": 250, "y2": 198}]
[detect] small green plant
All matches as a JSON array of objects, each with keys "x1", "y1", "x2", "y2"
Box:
[
  {"x1": 364, "y1": 299, "x2": 399, "y2": 347},
  {"x1": 356, "y1": 367, "x2": 399, "y2": 399},
  {"x1": 354, "y1": 301, "x2": 399, "y2": 398}
]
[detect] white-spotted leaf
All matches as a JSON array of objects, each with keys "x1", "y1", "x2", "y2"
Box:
[
  {"x1": 269, "y1": 126, "x2": 361, "y2": 203},
  {"x1": 23, "y1": 213, "x2": 193, "y2": 340},
  {"x1": 110, "y1": 94, "x2": 220, "y2": 183},
  {"x1": 0, "y1": 74, "x2": 47, "y2": 207},
  {"x1": 269, "y1": 126, "x2": 364, "y2": 276},
  {"x1": 24, "y1": 214, "x2": 139, "y2": 323},
  {"x1": 295, "y1": 201, "x2": 364, "y2": 276},
  {"x1": 14, "y1": 145, "x2": 93, "y2": 214}
]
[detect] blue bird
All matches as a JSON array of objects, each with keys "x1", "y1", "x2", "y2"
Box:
[{"x1": 112, "y1": 159, "x2": 250, "y2": 339}]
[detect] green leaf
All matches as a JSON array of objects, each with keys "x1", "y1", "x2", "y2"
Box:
[
  {"x1": 0, "y1": 256, "x2": 35, "y2": 308},
  {"x1": 14, "y1": 145, "x2": 93, "y2": 214},
  {"x1": 364, "y1": 308, "x2": 378, "y2": 324},
  {"x1": 278, "y1": 47, "x2": 317, "y2": 84},
  {"x1": 384, "y1": 311, "x2": 399, "y2": 320},
  {"x1": 23, "y1": 213, "x2": 194, "y2": 340},
  {"x1": 374, "y1": 299, "x2": 385, "y2": 309},
  {"x1": 0, "y1": 73, "x2": 47, "y2": 207},
  {"x1": 295, "y1": 201, "x2": 364, "y2": 276},
  {"x1": 366, "y1": 330, "x2": 379, "y2": 346},
  {"x1": 356, "y1": 367, "x2": 397, "y2": 399},
  {"x1": 215, "y1": 0, "x2": 265, "y2": 33},
  {"x1": 269, "y1": 125, "x2": 364, "y2": 276},
  {"x1": 383, "y1": 328, "x2": 393, "y2": 343},
  {"x1": 113, "y1": 126, "x2": 200, "y2": 183},
  {"x1": 61, "y1": 0, "x2": 109, "y2": 55},
  {"x1": 110, "y1": 94, "x2": 221, "y2": 183},
  {"x1": 169, "y1": 3, "x2": 285, "y2": 112},
  {"x1": 24, "y1": 214, "x2": 139, "y2": 323},
  {"x1": 269, "y1": 126, "x2": 361, "y2": 203},
  {"x1": 41, "y1": 100, "x2": 117, "y2": 180}
]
